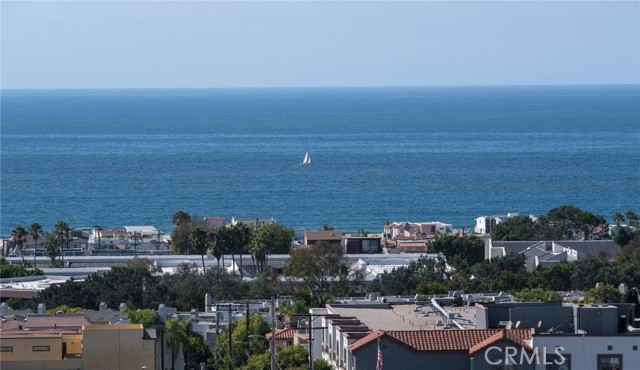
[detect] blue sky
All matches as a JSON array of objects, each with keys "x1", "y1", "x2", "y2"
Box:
[{"x1": 1, "y1": 1, "x2": 638, "y2": 89}]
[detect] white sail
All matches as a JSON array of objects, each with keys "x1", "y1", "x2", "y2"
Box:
[{"x1": 301, "y1": 152, "x2": 311, "y2": 165}]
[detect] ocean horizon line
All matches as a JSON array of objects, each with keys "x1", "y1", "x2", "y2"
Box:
[{"x1": 2, "y1": 83, "x2": 639, "y2": 92}]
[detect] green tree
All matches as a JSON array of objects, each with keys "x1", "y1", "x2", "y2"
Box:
[
  {"x1": 211, "y1": 313, "x2": 271, "y2": 369},
  {"x1": 125, "y1": 303, "x2": 160, "y2": 328},
  {"x1": 229, "y1": 223, "x2": 253, "y2": 279},
  {"x1": 55, "y1": 220, "x2": 71, "y2": 266},
  {"x1": 313, "y1": 358, "x2": 333, "y2": 370},
  {"x1": 190, "y1": 225, "x2": 210, "y2": 272},
  {"x1": 10, "y1": 225, "x2": 28, "y2": 261},
  {"x1": 529, "y1": 261, "x2": 574, "y2": 291},
  {"x1": 428, "y1": 235, "x2": 484, "y2": 271},
  {"x1": 617, "y1": 236, "x2": 640, "y2": 269},
  {"x1": 470, "y1": 254, "x2": 529, "y2": 292},
  {"x1": 46, "y1": 305, "x2": 82, "y2": 314},
  {"x1": 43, "y1": 233, "x2": 61, "y2": 265},
  {"x1": 539, "y1": 205, "x2": 606, "y2": 240},
  {"x1": 491, "y1": 215, "x2": 540, "y2": 241},
  {"x1": 29, "y1": 222, "x2": 43, "y2": 267},
  {"x1": 166, "y1": 317, "x2": 191, "y2": 370},
  {"x1": 284, "y1": 242, "x2": 343, "y2": 293},
  {"x1": 170, "y1": 210, "x2": 203, "y2": 255},
  {"x1": 515, "y1": 288, "x2": 562, "y2": 302},
  {"x1": 0, "y1": 256, "x2": 43, "y2": 278},
  {"x1": 585, "y1": 284, "x2": 624, "y2": 304},
  {"x1": 251, "y1": 223, "x2": 294, "y2": 272}
]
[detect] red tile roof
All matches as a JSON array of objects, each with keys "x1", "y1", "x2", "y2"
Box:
[
  {"x1": 348, "y1": 329, "x2": 532, "y2": 353},
  {"x1": 265, "y1": 327, "x2": 297, "y2": 340}
]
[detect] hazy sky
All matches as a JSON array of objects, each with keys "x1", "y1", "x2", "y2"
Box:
[{"x1": 2, "y1": 1, "x2": 639, "y2": 89}]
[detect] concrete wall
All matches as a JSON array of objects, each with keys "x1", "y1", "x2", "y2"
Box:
[
  {"x1": 477, "y1": 303, "x2": 573, "y2": 333},
  {"x1": 0, "y1": 336, "x2": 62, "y2": 361},
  {"x1": 82, "y1": 324, "x2": 155, "y2": 370},
  {"x1": 533, "y1": 334, "x2": 640, "y2": 370},
  {"x1": 0, "y1": 359, "x2": 84, "y2": 370}
]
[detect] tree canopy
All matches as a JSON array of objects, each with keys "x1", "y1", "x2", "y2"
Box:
[{"x1": 284, "y1": 242, "x2": 344, "y2": 293}]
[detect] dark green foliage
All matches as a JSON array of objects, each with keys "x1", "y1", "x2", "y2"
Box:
[
  {"x1": 43, "y1": 233, "x2": 61, "y2": 265},
  {"x1": 370, "y1": 256, "x2": 448, "y2": 296},
  {"x1": 470, "y1": 254, "x2": 529, "y2": 292},
  {"x1": 528, "y1": 261, "x2": 574, "y2": 291},
  {"x1": 284, "y1": 242, "x2": 343, "y2": 293},
  {"x1": 428, "y1": 235, "x2": 484, "y2": 270},
  {"x1": 515, "y1": 288, "x2": 562, "y2": 302},
  {"x1": 491, "y1": 205, "x2": 610, "y2": 241},
  {"x1": 0, "y1": 257, "x2": 43, "y2": 278},
  {"x1": 169, "y1": 211, "x2": 204, "y2": 254},
  {"x1": 492, "y1": 215, "x2": 540, "y2": 241},
  {"x1": 251, "y1": 223, "x2": 294, "y2": 271},
  {"x1": 125, "y1": 303, "x2": 160, "y2": 328},
  {"x1": 585, "y1": 284, "x2": 624, "y2": 303},
  {"x1": 211, "y1": 314, "x2": 271, "y2": 369}
]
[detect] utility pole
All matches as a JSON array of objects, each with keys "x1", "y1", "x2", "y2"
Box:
[
  {"x1": 308, "y1": 313, "x2": 314, "y2": 370},
  {"x1": 228, "y1": 304, "x2": 232, "y2": 370},
  {"x1": 245, "y1": 302, "x2": 250, "y2": 358},
  {"x1": 270, "y1": 297, "x2": 276, "y2": 370}
]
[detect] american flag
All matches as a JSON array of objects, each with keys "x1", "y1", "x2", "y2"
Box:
[{"x1": 376, "y1": 337, "x2": 383, "y2": 370}]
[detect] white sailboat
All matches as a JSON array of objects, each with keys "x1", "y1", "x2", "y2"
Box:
[{"x1": 301, "y1": 151, "x2": 311, "y2": 166}]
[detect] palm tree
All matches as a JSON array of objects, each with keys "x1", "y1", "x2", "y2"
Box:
[
  {"x1": 613, "y1": 212, "x2": 625, "y2": 227},
  {"x1": 44, "y1": 233, "x2": 61, "y2": 265},
  {"x1": 189, "y1": 226, "x2": 209, "y2": 272},
  {"x1": 30, "y1": 222, "x2": 43, "y2": 267},
  {"x1": 165, "y1": 317, "x2": 194, "y2": 370},
  {"x1": 208, "y1": 229, "x2": 223, "y2": 269},
  {"x1": 55, "y1": 220, "x2": 70, "y2": 266},
  {"x1": 229, "y1": 223, "x2": 252, "y2": 279},
  {"x1": 10, "y1": 225, "x2": 28, "y2": 262},
  {"x1": 172, "y1": 210, "x2": 191, "y2": 226}
]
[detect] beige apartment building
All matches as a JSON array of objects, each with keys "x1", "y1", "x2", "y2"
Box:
[{"x1": 0, "y1": 324, "x2": 155, "y2": 370}]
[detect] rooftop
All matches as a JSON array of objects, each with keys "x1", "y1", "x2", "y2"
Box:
[
  {"x1": 348, "y1": 328, "x2": 532, "y2": 353},
  {"x1": 327, "y1": 303, "x2": 476, "y2": 331}
]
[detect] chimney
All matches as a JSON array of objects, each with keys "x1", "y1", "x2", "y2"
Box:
[
  {"x1": 119, "y1": 303, "x2": 126, "y2": 314},
  {"x1": 99, "y1": 302, "x2": 107, "y2": 312},
  {"x1": 190, "y1": 309, "x2": 199, "y2": 319},
  {"x1": 205, "y1": 294, "x2": 212, "y2": 312},
  {"x1": 37, "y1": 303, "x2": 46, "y2": 314}
]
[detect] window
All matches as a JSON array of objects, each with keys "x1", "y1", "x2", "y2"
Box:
[
  {"x1": 598, "y1": 354, "x2": 622, "y2": 370},
  {"x1": 32, "y1": 346, "x2": 51, "y2": 352},
  {"x1": 361, "y1": 240, "x2": 380, "y2": 253},
  {"x1": 546, "y1": 354, "x2": 571, "y2": 370},
  {"x1": 0, "y1": 346, "x2": 13, "y2": 352}
]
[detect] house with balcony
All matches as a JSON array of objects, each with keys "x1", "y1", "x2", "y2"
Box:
[
  {"x1": 342, "y1": 235, "x2": 382, "y2": 254},
  {"x1": 384, "y1": 221, "x2": 453, "y2": 240}
]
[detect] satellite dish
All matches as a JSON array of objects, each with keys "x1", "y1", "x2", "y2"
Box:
[
  {"x1": 537, "y1": 321, "x2": 542, "y2": 328},
  {"x1": 515, "y1": 321, "x2": 521, "y2": 328}
]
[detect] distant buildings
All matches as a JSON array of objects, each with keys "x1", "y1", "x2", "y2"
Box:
[{"x1": 487, "y1": 240, "x2": 621, "y2": 271}]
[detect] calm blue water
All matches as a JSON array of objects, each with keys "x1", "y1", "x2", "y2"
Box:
[{"x1": 1, "y1": 85, "x2": 639, "y2": 236}]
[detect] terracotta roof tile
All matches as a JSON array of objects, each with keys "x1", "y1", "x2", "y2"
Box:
[
  {"x1": 265, "y1": 327, "x2": 297, "y2": 340},
  {"x1": 349, "y1": 329, "x2": 532, "y2": 353}
]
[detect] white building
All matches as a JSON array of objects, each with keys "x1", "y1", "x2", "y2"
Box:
[
  {"x1": 532, "y1": 333, "x2": 640, "y2": 370},
  {"x1": 384, "y1": 221, "x2": 453, "y2": 239}
]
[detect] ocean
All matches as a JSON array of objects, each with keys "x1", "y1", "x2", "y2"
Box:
[{"x1": 1, "y1": 85, "x2": 639, "y2": 236}]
